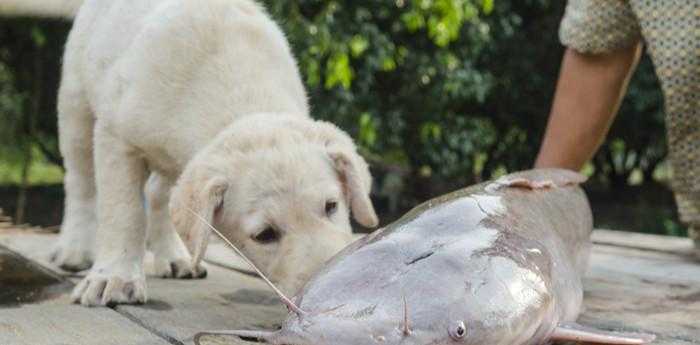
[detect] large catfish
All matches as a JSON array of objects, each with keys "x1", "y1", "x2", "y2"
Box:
[{"x1": 194, "y1": 169, "x2": 655, "y2": 345}]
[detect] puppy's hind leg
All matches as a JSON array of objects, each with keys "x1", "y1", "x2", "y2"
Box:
[
  {"x1": 145, "y1": 173, "x2": 206, "y2": 279},
  {"x1": 51, "y1": 69, "x2": 96, "y2": 272}
]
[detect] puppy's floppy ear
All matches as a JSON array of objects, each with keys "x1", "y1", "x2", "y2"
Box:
[
  {"x1": 327, "y1": 147, "x2": 379, "y2": 228},
  {"x1": 169, "y1": 165, "x2": 228, "y2": 268}
]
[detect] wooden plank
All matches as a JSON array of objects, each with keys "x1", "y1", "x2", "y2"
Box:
[
  {"x1": 117, "y1": 264, "x2": 287, "y2": 345},
  {"x1": 591, "y1": 244, "x2": 700, "y2": 284},
  {"x1": 0, "y1": 230, "x2": 285, "y2": 344},
  {"x1": 583, "y1": 244, "x2": 700, "y2": 344},
  {"x1": 580, "y1": 282, "x2": 700, "y2": 345},
  {"x1": 593, "y1": 229, "x2": 695, "y2": 255},
  {"x1": 0, "y1": 245, "x2": 171, "y2": 345},
  {"x1": 0, "y1": 303, "x2": 172, "y2": 345},
  {"x1": 0, "y1": 228, "x2": 79, "y2": 278}
]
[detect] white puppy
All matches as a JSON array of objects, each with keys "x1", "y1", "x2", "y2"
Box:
[{"x1": 10, "y1": 0, "x2": 378, "y2": 306}]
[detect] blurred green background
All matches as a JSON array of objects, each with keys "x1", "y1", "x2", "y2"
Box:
[{"x1": 0, "y1": 0, "x2": 685, "y2": 236}]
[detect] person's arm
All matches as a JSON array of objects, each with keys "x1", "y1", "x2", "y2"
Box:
[{"x1": 534, "y1": 43, "x2": 642, "y2": 170}]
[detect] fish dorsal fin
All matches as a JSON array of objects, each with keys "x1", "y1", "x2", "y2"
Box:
[
  {"x1": 485, "y1": 168, "x2": 587, "y2": 192},
  {"x1": 551, "y1": 322, "x2": 656, "y2": 344},
  {"x1": 402, "y1": 294, "x2": 411, "y2": 335},
  {"x1": 187, "y1": 209, "x2": 306, "y2": 316}
]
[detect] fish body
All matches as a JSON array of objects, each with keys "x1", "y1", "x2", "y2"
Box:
[{"x1": 196, "y1": 169, "x2": 655, "y2": 345}]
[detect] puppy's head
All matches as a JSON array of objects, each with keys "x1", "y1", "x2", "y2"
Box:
[{"x1": 169, "y1": 114, "x2": 377, "y2": 294}]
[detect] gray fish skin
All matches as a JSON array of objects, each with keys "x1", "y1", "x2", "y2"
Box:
[
  {"x1": 196, "y1": 169, "x2": 654, "y2": 345},
  {"x1": 278, "y1": 168, "x2": 592, "y2": 345}
]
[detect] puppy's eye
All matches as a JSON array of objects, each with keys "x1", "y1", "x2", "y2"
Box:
[
  {"x1": 252, "y1": 227, "x2": 279, "y2": 244},
  {"x1": 325, "y1": 200, "x2": 338, "y2": 217}
]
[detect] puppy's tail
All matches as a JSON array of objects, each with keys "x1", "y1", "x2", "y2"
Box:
[{"x1": 0, "y1": 0, "x2": 83, "y2": 19}]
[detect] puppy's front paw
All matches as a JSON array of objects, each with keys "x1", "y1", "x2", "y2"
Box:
[
  {"x1": 71, "y1": 267, "x2": 146, "y2": 307},
  {"x1": 149, "y1": 230, "x2": 207, "y2": 279},
  {"x1": 152, "y1": 257, "x2": 207, "y2": 279}
]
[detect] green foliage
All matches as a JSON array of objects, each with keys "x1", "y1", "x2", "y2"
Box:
[
  {"x1": 0, "y1": 145, "x2": 63, "y2": 185},
  {"x1": 0, "y1": 19, "x2": 69, "y2": 183},
  {"x1": 262, "y1": 1, "x2": 668, "y2": 201},
  {"x1": 0, "y1": 62, "x2": 27, "y2": 160},
  {"x1": 264, "y1": 0, "x2": 498, "y2": 187}
]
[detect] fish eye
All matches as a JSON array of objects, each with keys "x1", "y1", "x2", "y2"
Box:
[
  {"x1": 325, "y1": 200, "x2": 338, "y2": 217},
  {"x1": 448, "y1": 321, "x2": 466, "y2": 340},
  {"x1": 252, "y1": 226, "x2": 279, "y2": 244}
]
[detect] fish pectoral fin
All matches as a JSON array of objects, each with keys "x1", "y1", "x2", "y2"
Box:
[{"x1": 550, "y1": 322, "x2": 656, "y2": 344}]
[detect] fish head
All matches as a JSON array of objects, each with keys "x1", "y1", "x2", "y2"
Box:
[{"x1": 253, "y1": 247, "x2": 556, "y2": 345}]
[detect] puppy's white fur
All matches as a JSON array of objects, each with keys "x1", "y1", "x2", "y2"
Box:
[{"x1": 44, "y1": 0, "x2": 377, "y2": 306}]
